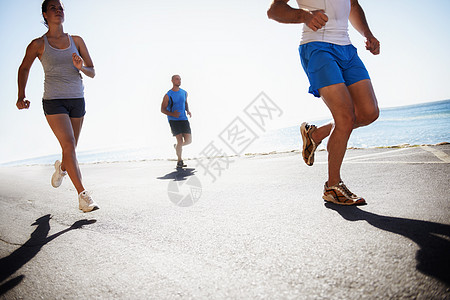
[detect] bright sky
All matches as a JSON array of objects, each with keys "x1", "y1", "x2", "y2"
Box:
[{"x1": 1, "y1": 0, "x2": 450, "y2": 164}]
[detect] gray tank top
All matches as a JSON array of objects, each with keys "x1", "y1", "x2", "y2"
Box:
[{"x1": 40, "y1": 34, "x2": 84, "y2": 100}]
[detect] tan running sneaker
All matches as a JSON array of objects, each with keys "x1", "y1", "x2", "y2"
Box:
[
  {"x1": 51, "y1": 160, "x2": 67, "y2": 188},
  {"x1": 322, "y1": 181, "x2": 366, "y2": 205},
  {"x1": 300, "y1": 122, "x2": 320, "y2": 166},
  {"x1": 78, "y1": 190, "x2": 99, "y2": 212}
]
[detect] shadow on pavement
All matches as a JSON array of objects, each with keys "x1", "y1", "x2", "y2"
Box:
[
  {"x1": 157, "y1": 167, "x2": 196, "y2": 181},
  {"x1": 0, "y1": 214, "x2": 96, "y2": 296},
  {"x1": 325, "y1": 203, "x2": 450, "y2": 285}
]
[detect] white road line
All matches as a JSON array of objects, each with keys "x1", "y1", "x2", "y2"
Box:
[
  {"x1": 343, "y1": 147, "x2": 413, "y2": 161},
  {"x1": 312, "y1": 146, "x2": 450, "y2": 164},
  {"x1": 420, "y1": 146, "x2": 450, "y2": 163},
  {"x1": 315, "y1": 161, "x2": 446, "y2": 165}
]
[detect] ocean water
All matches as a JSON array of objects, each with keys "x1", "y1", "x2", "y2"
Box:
[
  {"x1": 347, "y1": 99, "x2": 450, "y2": 148},
  {"x1": 249, "y1": 99, "x2": 450, "y2": 153},
  {"x1": 3, "y1": 100, "x2": 449, "y2": 166}
]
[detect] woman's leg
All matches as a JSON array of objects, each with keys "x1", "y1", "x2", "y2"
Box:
[
  {"x1": 70, "y1": 116, "x2": 84, "y2": 147},
  {"x1": 46, "y1": 114, "x2": 85, "y2": 194}
]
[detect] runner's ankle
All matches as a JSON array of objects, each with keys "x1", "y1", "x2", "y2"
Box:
[{"x1": 327, "y1": 179, "x2": 340, "y2": 187}]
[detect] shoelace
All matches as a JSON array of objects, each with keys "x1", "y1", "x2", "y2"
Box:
[
  {"x1": 338, "y1": 182, "x2": 356, "y2": 198},
  {"x1": 80, "y1": 191, "x2": 93, "y2": 201}
]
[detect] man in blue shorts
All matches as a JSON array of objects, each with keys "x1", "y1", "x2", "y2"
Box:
[
  {"x1": 161, "y1": 75, "x2": 192, "y2": 168},
  {"x1": 268, "y1": 0, "x2": 380, "y2": 205}
]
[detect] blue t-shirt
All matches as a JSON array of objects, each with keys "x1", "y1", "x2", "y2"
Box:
[{"x1": 166, "y1": 89, "x2": 188, "y2": 121}]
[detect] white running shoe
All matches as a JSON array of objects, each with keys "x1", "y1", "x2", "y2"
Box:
[
  {"x1": 78, "y1": 190, "x2": 99, "y2": 212},
  {"x1": 51, "y1": 160, "x2": 67, "y2": 188}
]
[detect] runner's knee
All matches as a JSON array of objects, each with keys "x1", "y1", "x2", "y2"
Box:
[
  {"x1": 175, "y1": 135, "x2": 183, "y2": 145},
  {"x1": 183, "y1": 135, "x2": 192, "y2": 146},
  {"x1": 334, "y1": 113, "x2": 355, "y2": 134},
  {"x1": 356, "y1": 108, "x2": 379, "y2": 127},
  {"x1": 61, "y1": 142, "x2": 76, "y2": 157}
]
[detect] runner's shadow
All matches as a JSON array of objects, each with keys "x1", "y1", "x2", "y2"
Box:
[
  {"x1": 325, "y1": 203, "x2": 450, "y2": 284},
  {"x1": 157, "y1": 168, "x2": 196, "y2": 182},
  {"x1": 0, "y1": 214, "x2": 96, "y2": 295}
]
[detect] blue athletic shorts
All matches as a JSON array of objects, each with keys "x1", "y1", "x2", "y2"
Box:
[
  {"x1": 42, "y1": 98, "x2": 86, "y2": 118},
  {"x1": 299, "y1": 42, "x2": 370, "y2": 98},
  {"x1": 169, "y1": 120, "x2": 191, "y2": 136}
]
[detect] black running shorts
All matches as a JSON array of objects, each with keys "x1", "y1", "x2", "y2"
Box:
[
  {"x1": 169, "y1": 120, "x2": 191, "y2": 136},
  {"x1": 42, "y1": 98, "x2": 86, "y2": 118}
]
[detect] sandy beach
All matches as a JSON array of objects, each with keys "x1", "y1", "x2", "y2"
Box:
[{"x1": 0, "y1": 144, "x2": 449, "y2": 299}]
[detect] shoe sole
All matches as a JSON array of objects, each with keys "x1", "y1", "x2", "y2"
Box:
[
  {"x1": 51, "y1": 160, "x2": 62, "y2": 188},
  {"x1": 79, "y1": 205, "x2": 99, "y2": 212},
  {"x1": 300, "y1": 122, "x2": 314, "y2": 166},
  {"x1": 323, "y1": 194, "x2": 366, "y2": 206}
]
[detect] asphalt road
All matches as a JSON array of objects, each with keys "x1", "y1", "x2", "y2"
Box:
[{"x1": 0, "y1": 144, "x2": 449, "y2": 299}]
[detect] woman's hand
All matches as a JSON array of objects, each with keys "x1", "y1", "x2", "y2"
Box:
[
  {"x1": 73, "y1": 52, "x2": 95, "y2": 77},
  {"x1": 16, "y1": 97, "x2": 30, "y2": 110},
  {"x1": 72, "y1": 53, "x2": 83, "y2": 70}
]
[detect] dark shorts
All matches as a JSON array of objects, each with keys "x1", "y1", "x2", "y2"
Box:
[
  {"x1": 299, "y1": 42, "x2": 370, "y2": 98},
  {"x1": 169, "y1": 120, "x2": 191, "y2": 136},
  {"x1": 42, "y1": 98, "x2": 86, "y2": 118}
]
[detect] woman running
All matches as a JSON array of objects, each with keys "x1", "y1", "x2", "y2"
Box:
[{"x1": 16, "y1": 0, "x2": 98, "y2": 212}]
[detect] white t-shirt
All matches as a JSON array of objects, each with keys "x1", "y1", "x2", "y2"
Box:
[{"x1": 296, "y1": 0, "x2": 352, "y2": 45}]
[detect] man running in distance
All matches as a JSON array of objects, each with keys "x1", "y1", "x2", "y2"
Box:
[{"x1": 161, "y1": 75, "x2": 192, "y2": 168}]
